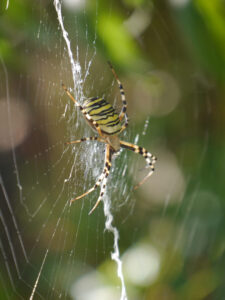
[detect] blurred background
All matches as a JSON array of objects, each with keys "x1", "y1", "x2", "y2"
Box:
[{"x1": 0, "y1": 0, "x2": 225, "y2": 299}]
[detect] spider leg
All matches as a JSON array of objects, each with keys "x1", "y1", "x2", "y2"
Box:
[
  {"x1": 120, "y1": 140, "x2": 157, "y2": 190},
  {"x1": 88, "y1": 174, "x2": 108, "y2": 215},
  {"x1": 70, "y1": 144, "x2": 113, "y2": 215},
  {"x1": 66, "y1": 136, "x2": 105, "y2": 145},
  {"x1": 107, "y1": 61, "x2": 129, "y2": 126},
  {"x1": 62, "y1": 83, "x2": 104, "y2": 137},
  {"x1": 118, "y1": 122, "x2": 129, "y2": 134},
  {"x1": 70, "y1": 166, "x2": 106, "y2": 204},
  {"x1": 62, "y1": 83, "x2": 82, "y2": 107},
  {"x1": 88, "y1": 144, "x2": 113, "y2": 215},
  {"x1": 70, "y1": 156, "x2": 106, "y2": 203}
]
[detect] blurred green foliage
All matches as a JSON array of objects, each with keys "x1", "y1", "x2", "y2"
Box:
[{"x1": 0, "y1": 0, "x2": 225, "y2": 299}]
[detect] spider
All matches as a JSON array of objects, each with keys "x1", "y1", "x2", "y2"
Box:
[{"x1": 62, "y1": 62, "x2": 157, "y2": 215}]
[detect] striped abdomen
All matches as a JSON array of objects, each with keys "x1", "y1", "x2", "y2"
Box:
[{"x1": 83, "y1": 97, "x2": 122, "y2": 135}]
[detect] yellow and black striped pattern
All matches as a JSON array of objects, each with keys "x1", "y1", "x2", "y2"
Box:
[
  {"x1": 83, "y1": 97, "x2": 122, "y2": 135},
  {"x1": 62, "y1": 62, "x2": 157, "y2": 215}
]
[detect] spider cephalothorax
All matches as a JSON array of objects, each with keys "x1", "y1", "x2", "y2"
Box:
[{"x1": 62, "y1": 62, "x2": 157, "y2": 214}]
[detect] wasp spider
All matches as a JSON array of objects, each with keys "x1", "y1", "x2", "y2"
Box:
[{"x1": 62, "y1": 62, "x2": 157, "y2": 214}]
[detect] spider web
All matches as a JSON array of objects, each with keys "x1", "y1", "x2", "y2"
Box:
[
  {"x1": 0, "y1": 0, "x2": 219, "y2": 300},
  {"x1": 0, "y1": 1, "x2": 136, "y2": 299}
]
